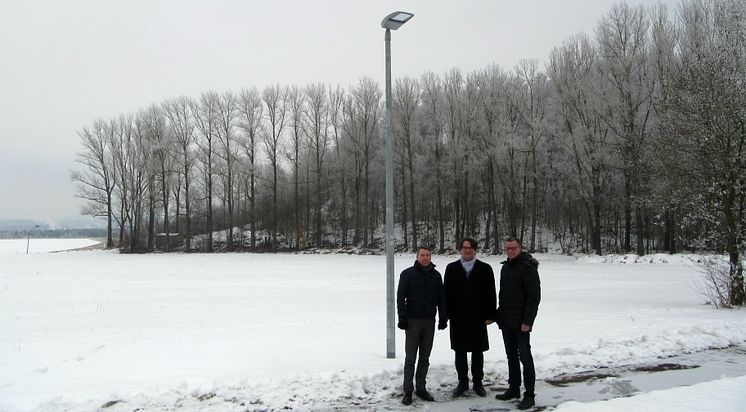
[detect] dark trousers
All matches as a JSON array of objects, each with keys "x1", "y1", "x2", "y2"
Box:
[
  {"x1": 403, "y1": 318, "x2": 435, "y2": 392},
  {"x1": 501, "y1": 330, "x2": 535, "y2": 394},
  {"x1": 454, "y1": 350, "x2": 484, "y2": 384}
]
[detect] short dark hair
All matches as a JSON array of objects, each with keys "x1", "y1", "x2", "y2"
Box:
[
  {"x1": 458, "y1": 237, "x2": 478, "y2": 250},
  {"x1": 416, "y1": 245, "x2": 432, "y2": 254},
  {"x1": 504, "y1": 236, "x2": 522, "y2": 246}
]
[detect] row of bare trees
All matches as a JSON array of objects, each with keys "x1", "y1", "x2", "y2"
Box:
[{"x1": 73, "y1": 1, "x2": 743, "y2": 304}]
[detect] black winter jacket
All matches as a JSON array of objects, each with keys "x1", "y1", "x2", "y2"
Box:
[
  {"x1": 497, "y1": 252, "x2": 541, "y2": 331},
  {"x1": 396, "y1": 261, "x2": 446, "y2": 322}
]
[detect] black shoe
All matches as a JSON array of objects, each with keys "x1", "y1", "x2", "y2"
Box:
[
  {"x1": 415, "y1": 389, "x2": 435, "y2": 402},
  {"x1": 402, "y1": 391, "x2": 412, "y2": 405},
  {"x1": 517, "y1": 394, "x2": 535, "y2": 410},
  {"x1": 473, "y1": 383, "x2": 487, "y2": 397},
  {"x1": 452, "y1": 381, "x2": 469, "y2": 397},
  {"x1": 495, "y1": 387, "x2": 520, "y2": 400}
]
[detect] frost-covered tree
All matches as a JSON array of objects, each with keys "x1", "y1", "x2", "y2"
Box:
[
  {"x1": 512, "y1": 59, "x2": 550, "y2": 252},
  {"x1": 656, "y1": 0, "x2": 746, "y2": 305},
  {"x1": 477, "y1": 65, "x2": 509, "y2": 253},
  {"x1": 346, "y1": 78, "x2": 383, "y2": 247},
  {"x1": 595, "y1": 2, "x2": 656, "y2": 255},
  {"x1": 393, "y1": 76, "x2": 421, "y2": 252},
  {"x1": 549, "y1": 34, "x2": 618, "y2": 254},
  {"x1": 419, "y1": 71, "x2": 448, "y2": 252}
]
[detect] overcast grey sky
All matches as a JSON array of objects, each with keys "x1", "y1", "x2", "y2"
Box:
[{"x1": 0, "y1": 0, "x2": 662, "y2": 221}]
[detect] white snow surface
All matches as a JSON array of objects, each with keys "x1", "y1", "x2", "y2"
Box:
[
  {"x1": 554, "y1": 375, "x2": 746, "y2": 411},
  {"x1": 0, "y1": 238, "x2": 100, "y2": 255},
  {"x1": 1, "y1": 242, "x2": 745, "y2": 411}
]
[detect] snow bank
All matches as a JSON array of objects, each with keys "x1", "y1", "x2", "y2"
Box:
[{"x1": 555, "y1": 375, "x2": 746, "y2": 412}]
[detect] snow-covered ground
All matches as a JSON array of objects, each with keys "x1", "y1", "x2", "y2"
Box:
[
  {"x1": 554, "y1": 375, "x2": 746, "y2": 412},
  {"x1": 0, "y1": 242, "x2": 744, "y2": 411},
  {"x1": 0, "y1": 238, "x2": 100, "y2": 255}
]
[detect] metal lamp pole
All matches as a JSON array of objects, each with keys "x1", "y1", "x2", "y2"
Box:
[
  {"x1": 381, "y1": 11, "x2": 414, "y2": 359},
  {"x1": 26, "y1": 225, "x2": 39, "y2": 255}
]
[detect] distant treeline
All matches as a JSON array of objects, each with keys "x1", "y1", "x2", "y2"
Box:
[{"x1": 0, "y1": 229, "x2": 107, "y2": 240}]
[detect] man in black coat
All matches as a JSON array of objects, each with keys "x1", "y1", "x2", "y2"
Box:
[
  {"x1": 397, "y1": 246, "x2": 447, "y2": 405},
  {"x1": 444, "y1": 238, "x2": 497, "y2": 398},
  {"x1": 495, "y1": 237, "x2": 541, "y2": 410}
]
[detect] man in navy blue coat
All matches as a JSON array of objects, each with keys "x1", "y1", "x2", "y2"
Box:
[{"x1": 397, "y1": 246, "x2": 447, "y2": 405}]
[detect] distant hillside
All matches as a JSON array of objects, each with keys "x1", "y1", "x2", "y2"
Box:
[
  {"x1": 0, "y1": 218, "x2": 107, "y2": 239},
  {"x1": 0, "y1": 217, "x2": 106, "y2": 231},
  {"x1": 0, "y1": 228, "x2": 108, "y2": 240}
]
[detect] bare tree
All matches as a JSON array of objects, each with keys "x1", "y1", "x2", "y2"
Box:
[
  {"x1": 349, "y1": 78, "x2": 383, "y2": 247},
  {"x1": 127, "y1": 113, "x2": 155, "y2": 252},
  {"x1": 71, "y1": 119, "x2": 116, "y2": 248},
  {"x1": 327, "y1": 85, "x2": 350, "y2": 246},
  {"x1": 110, "y1": 114, "x2": 135, "y2": 247},
  {"x1": 262, "y1": 84, "x2": 287, "y2": 250},
  {"x1": 237, "y1": 87, "x2": 264, "y2": 249},
  {"x1": 163, "y1": 96, "x2": 195, "y2": 250},
  {"x1": 305, "y1": 83, "x2": 330, "y2": 247},
  {"x1": 286, "y1": 85, "x2": 307, "y2": 249},
  {"x1": 137, "y1": 105, "x2": 169, "y2": 251},
  {"x1": 216, "y1": 90, "x2": 239, "y2": 248},
  {"x1": 192, "y1": 91, "x2": 220, "y2": 252}
]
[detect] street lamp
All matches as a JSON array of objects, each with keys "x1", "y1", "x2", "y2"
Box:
[
  {"x1": 26, "y1": 225, "x2": 39, "y2": 255},
  {"x1": 382, "y1": 10, "x2": 414, "y2": 359}
]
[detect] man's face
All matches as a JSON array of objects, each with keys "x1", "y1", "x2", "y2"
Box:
[
  {"x1": 459, "y1": 241, "x2": 476, "y2": 261},
  {"x1": 505, "y1": 240, "x2": 521, "y2": 260},
  {"x1": 416, "y1": 248, "x2": 432, "y2": 267}
]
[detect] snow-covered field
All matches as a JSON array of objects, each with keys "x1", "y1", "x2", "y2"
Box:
[
  {"x1": 1, "y1": 240, "x2": 745, "y2": 411},
  {"x1": 0, "y1": 238, "x2": 100, "y2": 255}
]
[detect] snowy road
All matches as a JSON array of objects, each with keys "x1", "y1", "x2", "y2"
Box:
[{"x1": 416, "y1": 343, "x2": 746, "y2": 411}]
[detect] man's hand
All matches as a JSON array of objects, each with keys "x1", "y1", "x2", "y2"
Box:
[
  {"x1": 438, "y1": 320, "x2": 447, "y2": 330},
  {"x1": 521, "y1": 323, "x2": 531, "y2": 332},
  {"x1": 484, "y1": 320, "x2": 494, "y2": 325},
  {"x1": 397, "y1": 318, "x2": 408, "y2": 330}
]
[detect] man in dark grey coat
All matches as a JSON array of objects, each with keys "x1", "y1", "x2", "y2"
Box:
[
  {"x1": 397, "y1": 246, "x2": 447, "y2": 405},
  {"x1": 495, "y1": 237, "x2": 541, "y2": 410},
  {"x1": 444, "y1": 238, "x2": 497, "y2": 398}
]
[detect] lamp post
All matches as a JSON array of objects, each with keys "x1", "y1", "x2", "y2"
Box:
[
  {"x1": 26, "y1": 225, "x2": 39, "y2": 255},
  {"x1": 381, "y1": 10, "x2": 414, "y2": 359}
]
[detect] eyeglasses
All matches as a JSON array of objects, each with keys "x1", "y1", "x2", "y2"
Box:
[{"x1": 505, "y1": 246, "x2": 520, "y2": 251}]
